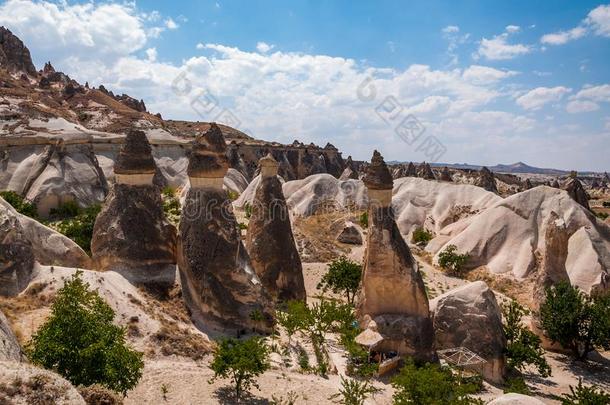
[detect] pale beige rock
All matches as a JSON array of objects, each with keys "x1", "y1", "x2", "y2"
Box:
[
  {"x1": 430, "y1": 281, "x2": 507, "y2": 384},
  {"x1": 488, "y1": 393, "x2": 545, "y2": 405},
  {"x1": 0, "y1": 310, "x2": 22, "y2": 362}
]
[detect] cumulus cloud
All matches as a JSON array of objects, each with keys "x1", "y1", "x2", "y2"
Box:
[
  {"x1": 441, "y1": 25, "x2": 469, "y2": 65},
  {"x1": 474, "y1": 32, "x2": 531, "y2": 60},
  {"x1": 541, "y1": 4, "x2": 610, "y2": 45},
  {"x1": 256, "y1": 42, "x2": 274, "y2": 53},
  {"x1": 516, "y1": 86, "x2": 571, "y2": 110},
  {"x1": 165, "y1": 18, "x2": 179, "y2": 30},
  {"x1": 462, "y1": 65, "x2": 519, "y2": 85},
  {"x1": 572, "y1": 84, "x2": 610, "y2": 102},
  {"x1": 566, "y1": 100, "x2": 600, "y2": 113},
  {"x1": 505, "y1": 25, "x2": 521, "y2": 33}
]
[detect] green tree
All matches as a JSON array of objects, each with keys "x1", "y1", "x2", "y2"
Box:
[
  {"x1": 50, "y1": 204, "x2": 101, "y2": 254},
  {"x1": 412, "y1": 227, "x2": 433, "y2": 246},
  {"x1": 317, "y1": 256, "x2": 362, "y2": 305},
  {"x1": 209, "y1": 336, "x2": 270, "y2": 402},
  {"x1": 540, "y1": 282, "x2": 610, "y2": 360},
  {"x1": 561, "y1": 378, "x2": 610, "y2": 405},
  {"x1": 502, "y1": 300, "x2": 551, "y2": 377},
  {"x1": 27, "y1": 271, "x2": 143, "y2": 395},
  {"x1": 0, "y1": 190, "x2": 38, "y2": 218},
  {"x1": 392, "y1": 360, "x2": 482, "y2": 405},
  {"x1": 437, "y1": 245, "x2": 469, "y2": 277},
  {"x1": 329, "y1": 376, "x2": 380, "y2": 405},
  {"x1": 359, "y1": 211, "x2": 368, "y2": 228}
]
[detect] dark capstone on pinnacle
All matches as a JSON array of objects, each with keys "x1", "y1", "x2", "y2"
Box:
[
  {"x1": 187, "y1": 123, "x2": 229, "y2": 178},
  {"x1": 363, "y1": 150, "x2": 393, "y2": 190},
  {"x1": 114, "y1": 129, "x2": 156, "y2": 175}
]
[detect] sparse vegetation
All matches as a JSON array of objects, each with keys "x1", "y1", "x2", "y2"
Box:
[
  {"x1": 502, "y1": 300, "x2": 551, "y2": 377},
  {"x1": 0, "y1": 374, "x2": 72, "y2": 405},
  {"x1": 209, "y1": 336, "x2": 270, "y2": 403},
  {"x1": 561, "y1": 378, "x2": 610, "y2": 405},
  {"x1": 161, "y1": 187, "x2": 181, "y2": 226},
  {"x1": 317, "y1": 256, "x2": 362, "y2": 305},
  {"x1": 391, "y1": 359, "x2": 483, "y2": 405},
  {"x1": 244, "y1": 202, "x2": 253, "y2": 219},
  {"x1": 594, "y1": 211, "x2": 608, "y2": 220},
  {"x1": 227, "y1": 190, "x2": 240, "y2": 201},
  {"x1": 412, "y1": 227, "x2": 433, "y2": 246},
  {"x1": 78, "y1": 384, "x2": 124, "y2": 405},
  {"x1": 438, "y1": 244, "x2": 469, "y2": 277},
  {"x1": 46, "y1": 203, "x2": 101, "y2": 254},
  {"x1": 503, "y1": 376, "x2": 530, "y2": 395},
  {"x1": 27, "y1": 271, "x2": 143, "y2": 395},
  {"x1": 0, "y1": 190, "x2": 38, "y2": 218},
  {"x1": 358, "y1": 211, "x2": 368, "y2": 228},
  {"x1": 329, "y1": 376, "x2": 380, "y2": 405},
  {"x1": 540, "y1": 281, "x2": 610, "y2": 360}
]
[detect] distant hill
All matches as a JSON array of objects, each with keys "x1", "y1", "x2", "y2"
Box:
[{"x1": 387, "y1": 160, "x2": 600, "y2": 176}]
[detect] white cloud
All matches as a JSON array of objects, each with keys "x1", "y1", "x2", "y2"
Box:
[
  {"x1": 585, "y1": 4, "x2": 610, "y2": 37},
  {"x1": 566, "y1": 100, "x2": 600, "y2": 113},
  {"x1": 475, "y1": 33, "x2": 531, "y2": 60},
  {"x1": 533, "y1": 70, "x2": 552, "y2": 77},
  {"x1": 462, "y1": 65, "x2": 518, "y2": 85},
  {"x1": 145, "y1": 47, "x2": 157, "y2": 62},
  {"x1": 442, "y1": 25, "x2": 460, "y2": 34},
  {"x1": 541, "y1": 4, "x2": 610, "y2": 46},
  {"x1": 541, "y1": 26, "x2": 586, "y2": 45},
  {"x1": 572, "y1": 84, "x2": 610, "y2": 102},
  {"x1": 196, "y1": 43, "x2": 205, "y2": 50},
  {"x1": 516, "y1": 86, "x2": 571, "y2": 110},
  {"x1": 505, "y1": 25, "x2": 521, "y2": 33},
  {"x1": 165, "y1": 18, "x2": 179, "y2": 30},
  {"x1": 256, "y1": 42, "x2": 274, "y2": 53}
]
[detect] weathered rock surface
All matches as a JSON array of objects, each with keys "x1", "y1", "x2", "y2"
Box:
[
  {"x1": 92, "y1": 130, "x2": 176, "y2": 290},
  {"x1": 0, "y1": 361, "x2": 86, "y2": 404},
  {"x1": 475, "y1": 166, "x2": 498, "y2": 193},
  {"x1": 0, "y1": 309, "x2": 22, "y2": 362},
  {"x1": 563, "y1": 177, "x2": 590, "y2": 211},
  {"x1": 0, "y1": 27, "x2": 37, "y2": 75},
  {"x1": 339, "y1": 156, "x2": 359, "y2": 180},
  {"x1": 0, "y1": 199, "x2": 35, "y2": 296},
  {"x1": 246, "y1": 154, "x2": 306, "y2": 302},
  {"x1": 417, "y1": 162, "x2": 435, "y2": 180},
  {"x1": 336, "y1": 223, "x2": 362, "y2": 245},
  {"x1": 430, "y1": 281, "x2": 507, "y2": 384},
  {"x1": 0, "y1": 197, "x2": 90, "y2": 269},
  {"x1": 178, "y1": 124, "x2": 273, "y2": 333},
  {"x1": 405, "y1": 162, "x2": 417, "y2": 177},
  {"x1": 488, "y1": 393, "x2": 545, "y2": 405},
  {"x1": 426, "y1": 186, "x2": 610, "y2": 294},
  {"x1": 439, "y1": 166, "x2": 452, "y2": 182},
  {"x1": 357, "y1": 151, "x2": 434, "y2": 362}
]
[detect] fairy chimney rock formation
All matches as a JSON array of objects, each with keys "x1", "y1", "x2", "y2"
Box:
[
  {"x1": 91, "y1": 129, "x2": 176, "y2": 290},
  {"x1": 339, "y1": 156, "x2": 359, "y2": 180},
  {"x1": 417, "y1": 162, "x2": 436, "y2": 180},
  {"x1": 476, "y1": 166, "x2": 498, "y2": 193},
  {"x1": 358, "y1": 150, "x2": 435, "y2": 362},
  {"x1": 178, "y1": 123, "x2": 274, "y2": 333},
  {"x1": 246, "y1": 154, "x2": 306, "y2": 302},
  {"x1": 562, "y1": 177, "x2": 590, "y2": 211},
  {"x1": 406, "y1": 162, "x2": 417, "y2": 177},
  {"x1": 440, "y1": 166, "x2": 453, "y2": 182}
]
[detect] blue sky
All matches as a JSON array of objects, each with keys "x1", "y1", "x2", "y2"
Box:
[{"x1": 1, "y1": 0, "x2": 609, "y2": 171}]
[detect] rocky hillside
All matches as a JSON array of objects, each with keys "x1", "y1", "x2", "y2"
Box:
[{"x1": 0, "y1": 27, "x2": 344, "y2": 216}]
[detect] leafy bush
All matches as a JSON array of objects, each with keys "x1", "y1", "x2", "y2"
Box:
[
  {"x1": 49, "y1": 200, "x2": 81, "y2": 219},
  {"x1": 329, "y1": 376, "x2": 380, "y2": 405},
  {"x1": 78, "y1": 384, "x2": 124, "y2": 405},
  {"x1": 209, "y1": 336, "x2": 270, "y2": 402},
  {"x1": 502, "y1": 300, "x2": 551, "y2": 377},
  {"x1": 540, "y1": 281, "x2": 610, "y2": 359},
  {"x1": 391, "y1": 359, "x2": 483, "y2": 405},
  {"x1": 437, "y1": 245, "x2": 469, "y2": 277},
  {"x1": 50, "y1": 204, "x2": 101, "y2": 254},
  {"x1": 561, "y1": 378, "x2": 610, "y2": 405},
  {"x1": 503, "y1": 376, "x2": 530, "y2": 395},
  {"x1": 412, "y1": 227, "x2": 433, "y2": 246},
  {"x1": 317, "y1": 256, "x2": 362, "y2": 305},
  {"x1": 358, "y1": 211, "x2": 368, "y2": 228},
  {"x1": 227, "y1": 190, "x2": 239, "y2": 201},
  {"x1": 27, "y1": 271, "x2": 143, "y2": 395},
  {"x1": 0, "y1": 190, "x2": 38, "y2": 218},
  {"x1": 244, "y1": 202, "x2": 252, "y2": 219},
  {"x1": 161, "y1": 187, "x2": 181, "y2": 226},
  {"x1": 594, "y1": 211, "x2": 608, "y2": 220}
]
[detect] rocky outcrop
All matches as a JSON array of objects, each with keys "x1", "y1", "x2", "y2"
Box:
[
  {"x1": 417, "y1": 162, "x2": 435, "y2": 180},
  {"x1": 178, "y1": 124, "x2": 273, "y2": 334},
  {"x1": 336, "y1": 223, "x2": 362, "y2": 245},
  {"x1": 0, "y1": 361, "x2": 86, "y2": 404},
  {"x1": 0, "y1": 27, "x2": 37, "y2": 75},
  {"x1": 430, "y1": 281, "x2": 507, "y2": 384},
  {"x1": 245, "y1": 154, "x2": 306, "y2": 302},
  {"x1": 476, "y1": 166, "x2": 498, "y2": 193},
  {"x1": 0, "y1": 309, "x2": 22, "y2": 362},
  {"x1": 357, "y1": 150, "x2": 435, "y2": 362},
  {"x1": 523, "y1": 178, "x2": 533, "y2": 190},
  {"x1": 92, "y1": 129, "x2": 176, "y2": 290},
  {"x1": 563, "y1": 177, "x2": 590, "y2": 211},
  {"x1": 488, "y1": 394, "x2": 545, "y2": 405},
  {"x1": 550, "y1": 179, "x2": 560, "y2": 188},
  {"x1": 0, "y1": 199, "x2": 35, "y2": 297},
  {"x1": 439, "y1": 166, "x2": 452, "y2": 182},
  {"x1": 406, "y1": 162, "x2": 417, "y2": 177},
  {"x1": 339, "y1": 156, "x2": 359, "y2": 180}
]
